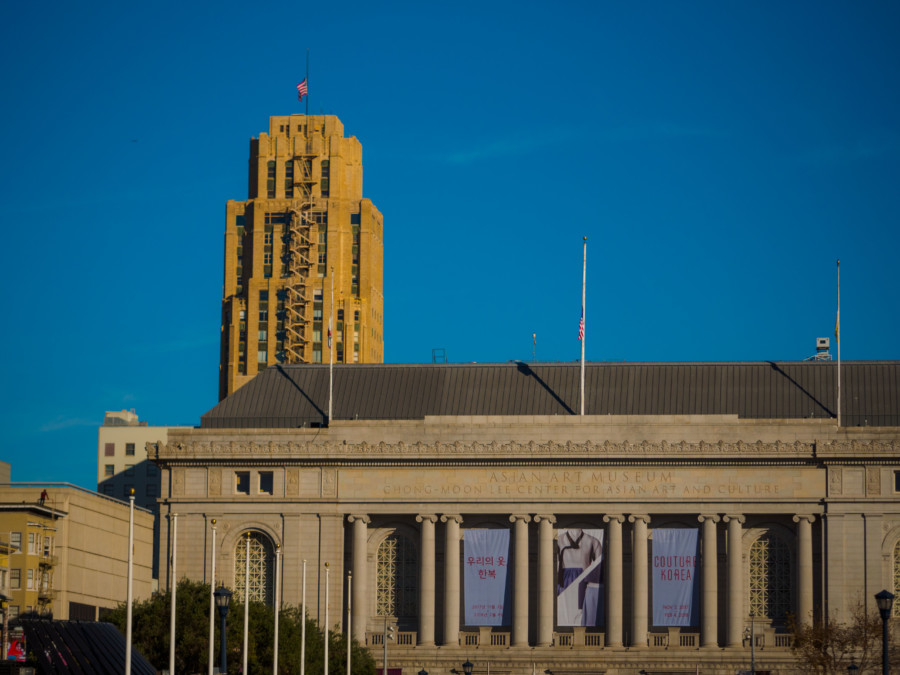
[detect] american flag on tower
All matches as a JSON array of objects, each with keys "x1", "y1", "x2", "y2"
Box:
[
  {"x1": 297, "y1": 79, "x2": 308, "y2": 102},
  {"x1": 578, "y1": 310, "x2": 585, "y2": 341}
]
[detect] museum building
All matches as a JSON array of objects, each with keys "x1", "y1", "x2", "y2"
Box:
[{"x1": 151, "y1": 361, "x2": 900, "y2": 674}]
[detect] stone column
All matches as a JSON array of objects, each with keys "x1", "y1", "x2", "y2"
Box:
[
  {"x1": 510, "y1": 514, "x2": 532, "y2": 646},
  {"x1": 534, "y1": 515, "x2": 556, "y2": 647},
  {"x1": 723, "y1": 515, "x2": 745, "y2": 647},
  {"x1": 603, "y1": 514, "x2": 625, "y2": 647},
  {"x1": 698, "y1": 515, "x2": 720, "y2": 647},
  {"x1": 441, "y1": 514, "x2": 463, "y2": 646},
  {"x1": 794, "y1": 514, "x2": 815, "y2": 627},
  {"x1": 416, "y1": 514, "x2": 438, "y2": 645},
  {"x1": 629, "y1": 515, "x2": 650, "y2": 647},
  {"x1": 347, "y1": 515, "x2": 370, "y2": 644}
]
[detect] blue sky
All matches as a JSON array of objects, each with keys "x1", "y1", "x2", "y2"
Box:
[{"x1": 2, "y1": 1, "x2": 898, "y2": 489}]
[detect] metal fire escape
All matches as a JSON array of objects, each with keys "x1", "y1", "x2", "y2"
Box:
[{"x1": 282, "y1": 150, "x2": 317, "y2": 363}]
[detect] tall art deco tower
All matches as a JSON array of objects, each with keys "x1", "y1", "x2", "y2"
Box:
[{"x1": 219, "y1": 115, "x2": 384, "y2": 398}]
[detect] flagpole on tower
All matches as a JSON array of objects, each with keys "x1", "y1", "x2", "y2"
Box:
[
  {"x1": 579, "y1": 236, "x2": 587, "y2": 416},
  {"x1": 836, "y1": 259, "x2": 841, "y2": 427},
  {"x1": 305, "y1": 48, "x2": 309, "y2": 118}
]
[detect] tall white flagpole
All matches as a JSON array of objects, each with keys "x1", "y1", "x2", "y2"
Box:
[
  {"x1": 836, "y1": 259, "x2": 841, "y2": 427},
  {"x1": 274, "y1": 546, "x2": 281, "y2": 675},
  {"x1": 169, "y1": 513, "x2": 178, "y2": 675},
  {"x1": 300, "y1": 559, "x2": 307, "y2": 675},
  {"x1": 346, "y1": 571, "x2": 352, "y2": 675},
  {"x1": 125, "y1": 489, "x2": 134, "y2": 675},
  {"x1": 208, "y1": 520, "x2": 217, "y2": 675},
  {"x1": 324, "y1": 562, "x2": 330, "y2": 675},
  {"x1": 580, "y1": 236, "x2": 587, "y2": 416},
  {"x1": 243, "y1": 533, "x2": 250, "y2": 675}
]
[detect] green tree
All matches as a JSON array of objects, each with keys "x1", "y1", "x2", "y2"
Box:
[{"x1": 106, "y1": 579, "x2": 375, "y2": 675}]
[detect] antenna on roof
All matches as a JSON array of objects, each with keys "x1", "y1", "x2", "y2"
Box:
[{"x1": 432, "y1": 348, "x2": 447, "y2": 363}]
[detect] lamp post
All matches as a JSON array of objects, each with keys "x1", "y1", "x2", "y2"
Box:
[
  {"x1": 875, "y1": 589, "x2": 894, "y2": 675},
  {"x1": 462, "y1": 659, "x2": 474, "y2": 675},
  {"x1": 744, "y1": 611, "x2": 756, "y2": 675},
  {"x1": 214, "y1": 586, "x2": 232, "y2": 675}
]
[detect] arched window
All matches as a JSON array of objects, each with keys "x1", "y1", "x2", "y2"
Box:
[
  {"x1": 893, "y1": 540, "x2": 900, "y2": 617},
  {"x1": 749, "y1": 533, "x2": 792, "y2": 621},
  {"x1": 376, "y1": 533, "x2": 418, "y2": 617},
  {"x1": 234, "y1": 531, "x2": 275, "y2": 605}
]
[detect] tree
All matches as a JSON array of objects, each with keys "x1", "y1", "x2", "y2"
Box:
[
  {"x1": 106, "y1": 579, "x2": 376, "y2": 675},
  {"x1": 790, "y1": 605, "x2": 900, "y2": 674}
]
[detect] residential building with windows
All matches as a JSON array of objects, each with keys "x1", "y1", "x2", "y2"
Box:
[
  {"x1": 0, "y1": 484, "x2": 153, "y2": 621},
  {"x1": 97, "y1": 409, "x2": 188, "y2": 579},
  {"x1": 153, "y1": 361, "x2": 900, "y2": 674},
  {"x1": 219, "y1": 115, "x2": 385, "y2": 399}
]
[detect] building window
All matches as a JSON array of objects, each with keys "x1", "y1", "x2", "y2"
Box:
[
  {"x1": 258, "y1": 350, "x2": 268, "y2": 364},
  {"x1": 893, "y1": 540, "x2": 900, "y2": 616},
  {"x1": 895, "y1": 470, "x2": 900, "y2": 492},
  {"x1": 259, "y1": 472, "x2": 273, "y2": 495},
  {"x1": 11, "y1": 569, "x2": 20, "y2": 590},
  {"x1": 320, "y1": 160, "x2": 330, "y2": 197},
  {"x1": 27, "y1": 569, "x2": 34, "y2": 590},
  {"x1": 234, "y1": 531, "x2": 275, "y2": 605},
  {"x1": 748, "y1": 533, "x2": 792, "y2": 621},
  {"x1": 125, "y1": 464, "x2": 135, "y2": 477},
  {"x1": 104, "y1": 443, "x2": 115, "y2": 456},
  {"x1": 11, "y1": 532, "x2": 21, "y2": 552},
  {"x1": 103, "y1": 484, "x2": 114, "y2": 496},
  {"x1": 146, "y1": 484, "x2": 157, "y2": 497},
  {"x1": 8, "y1": 606, "x2": 18, "y2": 620},
  {"x1": 125, "y1": 443, "x2": 135, "y2": 456},
  {"x1": 284, "y1": 159, "x2": 294, "y2": 198},
  {"x1": 267, "y1": 161, "x2": 276, "y2": 198},
  {"x1": 376, "y1": 533, "x2": 418, "y2": 617},
  {"x1": 147, "y1": 463, "x2": 157, "y2": 477},
  {"x1": 28, "y1": 533, "x2": 36, "y2": 555},
  {"x1": 44, "y1": 537, "x2": 51, "y2": 556},
  {"x1": 235, "y1": 471, "x2": 250, "y2": 495},
  {"x1": 105, "y1": 464, "x2": 115, "y2": 477}
]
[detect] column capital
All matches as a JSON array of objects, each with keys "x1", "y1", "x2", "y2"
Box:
[
  {"x1": 440, "y1": 514, "x2": 463, "y2": 524},
  {"x1": 628, "y1": 514, "x2": 651, "y2": 524},
  {"x1": 792, "y1": 514, "x2": 816, "y2": 524},
  {"x1": 534, "y1": 514, "x2": 556, "y2": 524},
  {"x1": 603, "y1": 514, "x2": 625, "y2": 524},
  {"x1": 698, "y1": 514, "x2": 721, "y2": 524},
  {"x1": 347, "y1": 514, "x2": 371, "y2": 524},
  {"x1": 509, "y1": 514, "x2": 532, "y2": 524},
  {"x1": 722, "y1": 514, "x2": 745, "y2": 524},
  {"x1": 416, "y1": 514, "x2": 438, "y2": 524}
]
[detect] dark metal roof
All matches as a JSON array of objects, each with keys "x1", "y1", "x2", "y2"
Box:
[
  {"x1": 201, "y1": 361, "x2": 900, "y2": 429},
  {"x1": 19, "y1": 620, "x2": 156, "y2": 674}
]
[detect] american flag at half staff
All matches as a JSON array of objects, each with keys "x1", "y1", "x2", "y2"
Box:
[{"x1": 297, "y1": 78, "x2": 308, "y2": 102}]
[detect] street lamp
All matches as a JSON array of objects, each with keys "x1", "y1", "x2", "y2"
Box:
[
  {"x1": 214, "y1": 586, "x2": 233, "y2": 675},
  {"x1": 462, "y1": 659, "x2": 474, "y2": 675},
  {"x1": 875, "y1": 589, "x2": 894, "y2": 675}
]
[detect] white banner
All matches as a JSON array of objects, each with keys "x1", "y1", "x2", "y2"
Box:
[
  {"x1": 652, "y1": 528, "x2": 699, "y2": 626},
  {"x1": 464, "y1": 529, "x2": 511, "y2": 625},
  {"x1": 557, "y1": 528, "x2": 604, "y2": 627}
]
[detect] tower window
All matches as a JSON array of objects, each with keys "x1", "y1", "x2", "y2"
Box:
[{"x1": 266, "y1": 161, "x2": 276, "y2": 198}]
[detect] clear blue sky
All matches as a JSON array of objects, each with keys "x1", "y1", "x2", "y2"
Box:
[{"x1": 2, "y1": 1, "x2": 898, "y2": 489}]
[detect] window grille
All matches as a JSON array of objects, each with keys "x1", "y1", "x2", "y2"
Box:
[
  {"x1": 749, "y1": 533, "x2": 792, "y2": 620},
  {"x1": 234, "y1": 531, "x2": 275, "y2": 605},
  {"x1": 893, "y1": 540, "x2": 900, "y2": 616},
  {"x1": 376, "y1": 533, "x2": 418, "y2": 617}
]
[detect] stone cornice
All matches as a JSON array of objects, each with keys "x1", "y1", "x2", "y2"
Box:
[
  {"x1": 149, "y1": 438, "x2": 822, "y2": 463},
  {"x1": 816, "y1": 440, "x2": 900, "y2": 456}
]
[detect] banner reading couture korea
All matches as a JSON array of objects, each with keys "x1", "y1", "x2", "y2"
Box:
[
  {"x1": 652, "y1": 528, "x2": 699, "y2": 626},
  {"x1": 464, "y1": 528, "x2": 511, "y2": 625},
  {"x1": 557, "y1": 528, "x2": 604, "y2": 626}
]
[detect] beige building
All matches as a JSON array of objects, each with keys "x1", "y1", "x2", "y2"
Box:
[
  {"x1": 219, "y1": 114, "x2": 385, "y2": 399},
  {"x1": 0, "y1": 484, "x2": 153, "y2": 621},
  {"x1": 153, "y1": 361, "x2": 900, "y2": 674}
]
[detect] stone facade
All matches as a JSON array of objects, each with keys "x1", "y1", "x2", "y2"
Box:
[
  {"x1": 219, "y1": 114, "x2": 384, "y2": 399},
  {"x1": 151, "y1": 413, "x2": 900, "y2": 674}
]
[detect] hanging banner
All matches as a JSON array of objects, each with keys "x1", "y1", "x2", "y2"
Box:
[
  {"x1": 652, "y1": 528, "x2": 700, "y2": 626},
  {"x1": 464, "y1": 528, "x2": 511, "y2": 625},
  {"x1": 557, "y1": 528, "x2": 604, "y2": 626}
]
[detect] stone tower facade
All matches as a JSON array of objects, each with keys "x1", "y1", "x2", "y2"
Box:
[{"x1": 219, "y1": 115, "x2": 384, "y2": 399}]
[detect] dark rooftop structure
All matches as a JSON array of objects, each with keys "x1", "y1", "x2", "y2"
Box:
[{"x1": 201, "y1": 361, "x2": 900, "y2": 429}]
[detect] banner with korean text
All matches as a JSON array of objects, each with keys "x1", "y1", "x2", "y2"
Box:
[
  {"x1": 652, "y1": 528, "x2": 700, "y2": 626},
  {"x1": 464, "y1": 528, "x2": 511, "y2": 625},
  {"x1": 557, "y1": 528, "x2": 605, "y2": 626}
]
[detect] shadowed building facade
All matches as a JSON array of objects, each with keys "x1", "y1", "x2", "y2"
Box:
[
  {"x1": 154, "y1": 361, "x2": 900, "y2": 674},
  {"x1": 219, "y1": 115, "x2": 384, "y2": 399}
]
